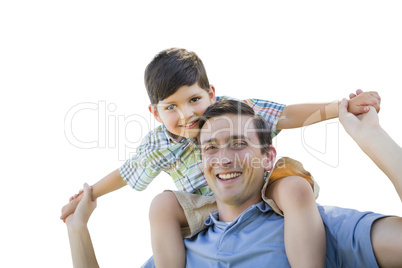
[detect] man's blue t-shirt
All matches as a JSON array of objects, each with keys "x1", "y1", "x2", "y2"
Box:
[{"x1": 143, "y1": 201, "x2": 387, "y2": 267}]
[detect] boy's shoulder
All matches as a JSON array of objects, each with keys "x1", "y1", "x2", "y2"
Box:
[
  {"x1": 216, "y1": 96, "x2": 282, "y2": 108},
  {"x1": 139, "y1": 124, "x2": 170, "y2": 149},
  {"x1": 216, "y1": 95, "x2": 239, "y2": 102},
  {"x1": 140, "y1": 124, "x2": 194, "y2": 150}
]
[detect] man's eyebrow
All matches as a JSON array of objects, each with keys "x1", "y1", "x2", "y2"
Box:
[
  {"x1": 200, "y1": 135, "x2": 248, "y2": 145},
  {"x1": 200, "y1": 137, "x2": 217, "y2": 145},
  {"x1": 231, "y1": 135, "x2": 247, "y2": 140}
]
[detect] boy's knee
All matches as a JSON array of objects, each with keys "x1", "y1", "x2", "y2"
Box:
[
  {"x1": 149, "y1": 191, "x2": 182, "y2": 223},
  {"x1": 278, "y1": 176, "x2": 314, "y2": 203}
]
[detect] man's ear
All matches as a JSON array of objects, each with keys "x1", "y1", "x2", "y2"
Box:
[
  {"x1": 209, "y1": 85, "x2": 216, "y2": 104},
  {"x1": 148, "y1": 104, "x2": 163, "y2": 123},
  {"x1": 264, "y1": 145, "x2": 277, "y2": 172}
]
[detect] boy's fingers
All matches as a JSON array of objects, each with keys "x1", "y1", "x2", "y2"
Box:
[
  {"x1": 349, "y1": 93, "x2": 357, "y2": 99},
  {"x1": 356, "y1": 89, "x2": 364, "y2": 95}
]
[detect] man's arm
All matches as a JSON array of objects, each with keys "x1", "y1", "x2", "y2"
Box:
[
  {"x1": 66, "y1": 183, "x2": 100, "y2": 268},
  {"x1": 338, "y1": 99, "x2": 402, "y2": 267},
  {"x1": 61, "y1": 169, "x2": 127, "y2": 222},
  {"x1": 339, "y1": 99, "x2": 402, "y2": 200},
  {"x1": 276, "y1": 90, "x2": 380, "y2": 129}
]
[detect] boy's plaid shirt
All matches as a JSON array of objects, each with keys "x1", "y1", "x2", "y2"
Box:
[{"x1": 119, "y1": 96, "x2": 285, "y2": 195}]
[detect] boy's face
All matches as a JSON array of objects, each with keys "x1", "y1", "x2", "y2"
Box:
[{"x1": 149, "y1": 84, "x2": 216, "y2": 139}]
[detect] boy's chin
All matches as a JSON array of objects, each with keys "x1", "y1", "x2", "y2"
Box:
[
  {"x1": 168, "y1": 128, "x2": 199, "y2": 140},
  {"x1": 176, "y1": 130, "x2": 199, "y2": 139}
]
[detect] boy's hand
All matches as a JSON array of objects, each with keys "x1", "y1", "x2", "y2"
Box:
[
  {"x1": 60, "y1": 190, "x2": 84, "y2": 222},
  {"x1": 347, "y1": 89, "x2": 381, "y2": 115}
]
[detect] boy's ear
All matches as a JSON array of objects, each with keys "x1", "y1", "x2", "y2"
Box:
[
  {"x1": 209, "y1": 85, "x2": 216, "y2": 104},
  {"x1": 148, "y1": 104, "x2": 163, "y2": 123},
  {"x1": 264, "y1": 145, "x2": 277, "y2": 172}
]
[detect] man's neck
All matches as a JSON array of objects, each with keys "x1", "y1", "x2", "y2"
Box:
[{"x1": 216, "y1": 198, "x2": 262, "y2": 222}]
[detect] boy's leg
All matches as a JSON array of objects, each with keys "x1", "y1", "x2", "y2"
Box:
[
  {"x1": 149, "y1": 190, "x2": 217, "y2": 268},
  {"x1": 263, "y1": 157, "x2": 325, "y2": 268},
  {"x1": 266, "y1": 176, "x2": 326, "y2": 268},
  {"x1": 149, "y1": 191, "x2": 188, "y2": 268}
]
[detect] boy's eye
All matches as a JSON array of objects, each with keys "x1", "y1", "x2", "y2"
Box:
[
  {"x1": 190, "y1": 97, "x2": 200, "y2": 103},
  {"x1": 166, "y1": 104, "x2": 176, "y2": 110}
]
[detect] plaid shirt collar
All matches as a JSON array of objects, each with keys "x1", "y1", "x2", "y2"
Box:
[{"x1": 161, "y1": 124, "x2": 196, "y2": 144}]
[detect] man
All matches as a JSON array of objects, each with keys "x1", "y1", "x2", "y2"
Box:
[{"x1": 66, "y1": 99, "x2": 402, "y2": 267}]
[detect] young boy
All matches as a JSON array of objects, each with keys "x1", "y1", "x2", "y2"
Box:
[{"x1": 61, "y1": 48, "x2": 381, "y2": 267}]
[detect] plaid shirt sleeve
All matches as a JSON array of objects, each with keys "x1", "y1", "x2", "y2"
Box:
[
  {"x1": 218, "y1": 96, "x2": 285, "y2": 138},
  {"x1": 119, "y1": 126, "x2": 176, "y2": 191},
  {"x1": 242, "y1": 98, "x2": 285, "y2": 138}
]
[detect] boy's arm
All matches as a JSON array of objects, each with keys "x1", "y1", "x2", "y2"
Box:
[
  {"x1": 60, "y1": 169, "x2": 127, "y2": 222},
  {"x1": 276, "y1": 90, "x2": 380, "y2": 130},
  {"x1": 91, "y1": 169, "x2": 127, "y2": 199}
]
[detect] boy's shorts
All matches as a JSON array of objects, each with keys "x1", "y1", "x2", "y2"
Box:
[{"x1": 171, "y1": 157, "x2": 320, "y2": 238}]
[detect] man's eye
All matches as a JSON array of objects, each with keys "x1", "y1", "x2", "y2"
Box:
[
  {"x1": 232, "y1": 141, "x2": 246, "y2": 148},
  {"x1": 166, "y1": 104, "x2": 176, "y2": 110},
  {"x1": 190, "y1": 97, "x2": 200, "y2": 103},
  {"x1": 204, "y1": 145, "x2": 217, "y2": 151}
]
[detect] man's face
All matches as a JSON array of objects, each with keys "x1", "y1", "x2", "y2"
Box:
[
  {"x1": 149, "y1": 84, "x2": 216, "y2": 139},
  {"x1": 200, "y1": 114, "x2": 275, "y2": 208}
]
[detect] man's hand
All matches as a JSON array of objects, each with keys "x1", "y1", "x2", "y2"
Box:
[
  {"x1": 65, "y1": 183, "x2": 97, "y2": 227},
  {"x1": 60, "y1": 191, "x2": 83, "y2": 223},
  {"x1": 66, "y1": 183, "x2": 100, "y2": 268},
  {"x1": 338, "y1": 98, "x2": 380, "y2": 140},
  {"x1": 347, "y1": 89, "x2": 381, "y2": 115}
]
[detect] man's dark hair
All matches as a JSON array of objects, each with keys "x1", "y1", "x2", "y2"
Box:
[
  {"x1": 145, "y1": 48, "x2": 210, "y2": 105},
  {"x1": 198, "y1": 100, "x2": 272, "y2": 153}
]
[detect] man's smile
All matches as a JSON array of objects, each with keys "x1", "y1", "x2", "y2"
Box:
[{"x1": 216, "y1": 172, "x2": 242, "y2": 182}]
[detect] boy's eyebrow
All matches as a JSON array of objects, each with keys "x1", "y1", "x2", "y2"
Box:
[{"x1": 159, "y1": 93, "x2": 202, "y2": 105}]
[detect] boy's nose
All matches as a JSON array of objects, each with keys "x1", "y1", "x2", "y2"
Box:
[{"x1": 180, "y1": 106, "x2": 194, "y2": 120}]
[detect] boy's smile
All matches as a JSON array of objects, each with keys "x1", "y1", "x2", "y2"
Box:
[{"x1": 149, "y1": 84, "x2": 216, "y2": 139}]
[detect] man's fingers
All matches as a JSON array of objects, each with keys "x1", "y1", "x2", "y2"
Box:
[
  {"x1": 82, "y1": 183, "x2": 95, "y2": 202},
  {"x1": 353, "y1": 106, "x2": 370, "y2": 114},
  {"x1": 82, "y1": 183, "x2": 91, "y2": 200},
  {"x1": 338, "y1": 99, "x2": 349, "y2": 119}
]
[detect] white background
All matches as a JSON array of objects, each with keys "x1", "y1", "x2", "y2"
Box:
[{"x1": 1, "y1": 1, "x2": 402, "y2": 267}]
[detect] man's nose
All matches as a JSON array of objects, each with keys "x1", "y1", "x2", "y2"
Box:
[{"x1": 218, "y1": 147, "x2": 233, "y2": 167}]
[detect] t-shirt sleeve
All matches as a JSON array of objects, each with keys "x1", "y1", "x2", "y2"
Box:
[
  {"x1": 242, "y1": 98, "x2": 285, "y2": 138},
  {"x1": 141, "y1": 256, "x2": 155, "y2": 268},
  {"x1": 119, "y1": 128, "x2": 175, "y2": 191},
  {"x1": 319, "y1": 205, "x2": 388, "y2": 267}
]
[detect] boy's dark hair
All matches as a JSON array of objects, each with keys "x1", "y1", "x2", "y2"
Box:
[
  {"x1": 198, "y1": 100, "x2": 272, "y2": 153},
  {"x1": 145, "y1": 48, "x2": 210, "y2": 105}
]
